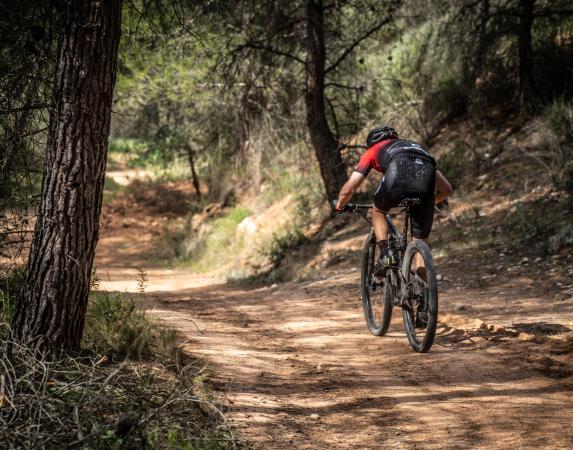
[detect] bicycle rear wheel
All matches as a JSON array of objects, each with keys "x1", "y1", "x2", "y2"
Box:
[
  {"x1": 361, "y1": 233, "x2": 393, "y2": 336},
  {"x1": 401, "y1": 239, "x2": 438, "y2": 352}
]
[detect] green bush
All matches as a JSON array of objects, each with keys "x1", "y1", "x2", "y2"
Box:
[
  {"x1": 424, "y1": 74, "x2": 468, "y2": 121},
  {"x1": 188, "y1": 206, "x2": 252, "y2": 271},
  {"x1": 437, "y1": 140, "x2": 468, "y2": 187},
  {"x1": 109, "y1": 137, "x2": 191, "y2": 181},
  {"x1": 263, "y1": 226, "x2": 309, "y2": 268},
  {"x1": 109, "y1": 138, "x2": 150, "y2": 156},
  {"x1": 84, "y1": 291, "x2": 177, "y2": 359},
  {"x1": 541, "y1": 99, "x2": 573, "y2": 193},
  {"x1": 0, "y1": 267, "x2": 25, "y2": 323},
  {"x1": 0, "y1": 289, "x2": 15, "y2": 324}
]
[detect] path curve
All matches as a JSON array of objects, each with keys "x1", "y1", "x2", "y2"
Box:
[{"x1": 96, "y1": 174, "x2": 573, "y2": 449}]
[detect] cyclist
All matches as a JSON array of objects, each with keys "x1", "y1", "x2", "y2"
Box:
[{"x1": 334, "y1": 126, "x2": 452, "y2": 277}]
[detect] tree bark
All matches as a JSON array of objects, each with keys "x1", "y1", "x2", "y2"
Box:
[
  {"x1": 12, "y1": 0, "x2": 122, "y2": 348},
  {"x1": 185, "y1": 144, "x2": 201, "y2": 198},
  {"x1": 518, "y1": 0, "x2": 536, "y2": 103},
  {"x1": 475, "y1": 0, "x2": 490, "y2": 76},
  {"x1": 305, "y1": 0, "x2": 348, "y2": 202}
]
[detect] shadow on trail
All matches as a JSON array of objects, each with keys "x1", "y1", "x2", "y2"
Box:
[{"x1": 140, "y1": 275, "x2": 573, "y2": 449}]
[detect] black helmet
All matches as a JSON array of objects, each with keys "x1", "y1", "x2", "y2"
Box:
[{"x1": 366, "y1": 126, "x2": 398, "y2": 147}]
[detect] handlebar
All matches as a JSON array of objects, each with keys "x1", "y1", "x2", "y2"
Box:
[
  {"x1": 341, "y1": 203, "x2": 372, "y2": 213},
  {"x1": 331, "y1": 199, "x2": 372, "y2": 213}
]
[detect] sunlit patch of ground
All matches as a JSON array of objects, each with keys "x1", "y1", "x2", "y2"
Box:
[{"x1": 95, "y1": 159, "x2": 573, "y2": 449}]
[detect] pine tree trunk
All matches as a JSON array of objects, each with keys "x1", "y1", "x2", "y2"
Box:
[
  {"x1": 518, "y1": 0, "x2": 535, "y2": 104},
  {"x1": 305, "y1": 0, "x2": 348, "y2": 202},
  {"x1": 12, "y1": 0, "x2": 122, "y2": 348},
  {"x1": 475, "y1": 0, "x2": 490, "y2": 76},
  {"x1": 185, "y1": 144, "x2": 201, "y2": 198}
]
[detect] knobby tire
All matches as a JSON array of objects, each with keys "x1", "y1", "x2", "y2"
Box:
[
  {"x1": 401, "y1": 239, "x2": 438, "y2": 352},
  {"x1": 361, "y1": 234, "x2": 393, "y2": 336}
]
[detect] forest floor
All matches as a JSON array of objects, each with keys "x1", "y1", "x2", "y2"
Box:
[{"x1": 95, "y1": 168, "x2": 573, "y2": 449}]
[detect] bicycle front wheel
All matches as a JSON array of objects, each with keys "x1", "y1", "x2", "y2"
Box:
[
  {"x1": 401, "y1": 239, "x2": 438, "y2": 352},
  {"x1": 361, "y1": 233, "x2": 393, "y2": 336}
]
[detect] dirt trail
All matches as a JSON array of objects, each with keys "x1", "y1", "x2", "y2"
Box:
[{"x1": 96, "y1": 173, "x2": 573, "y2": 449}]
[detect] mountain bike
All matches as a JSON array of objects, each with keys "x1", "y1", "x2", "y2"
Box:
[{"x1": 339, "y1": 199, "x2": 438, "y2": 352}]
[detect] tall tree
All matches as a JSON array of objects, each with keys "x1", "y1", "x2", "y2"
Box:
[
  {"x1": 517, "y1": 0, "x2": 535, "y2": 103},
  {"x1": 12, "y1": 0, "x2": 122, "y2": 347},
  {"x1": 305, "y1": 0, "x2": 347, "y2": 201},
  {"x1": 226, "y1": 0, "x2": 398, "y2": 201}
]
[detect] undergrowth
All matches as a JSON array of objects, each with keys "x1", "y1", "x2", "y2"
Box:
[
  {"x1": 186, "y1": 206, "x2": 252, "y2": 272},
  {"x1": 0, "y1": 273, "x2": 235, "y2": 449},
  {"x1": 434, "y1": 192, "x2": 573, "y2": 258},
  {"x1": 84, "y1": 291, "x2": 178, "y2": 359},
  {"x1": 263, "y1": 226, "x2": 309, "y2": 269},
  {"x1": 109, "y1": 138, "x2": 192, "y2": 182}
]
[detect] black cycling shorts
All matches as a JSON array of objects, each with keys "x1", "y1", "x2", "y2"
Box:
[{"x1": 373, "y1": 154, "x2": 436, "y2": 239}]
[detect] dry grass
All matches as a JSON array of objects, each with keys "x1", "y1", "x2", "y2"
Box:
[{"x1": 0, "y1": 290, "x2": 235, "y2": 449}]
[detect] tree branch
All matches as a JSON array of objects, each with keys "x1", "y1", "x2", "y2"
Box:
[
  {"x1": 325, "y1": 96, "x2": 341, "y2": 142},
  {"x1": 325, "y1": 82, "x2": 364, "y2": 91},
  {"x1": 339, "y1": 143, "x2": 367, "y2": 150},
  {"x1": 533, "y1": 9, "x2": 573, "y2": 17},
  {"x1": 326, "y1": 14, "x2": 394, "y2": 74},
  {"x1": 233, "y1": 42, "x2": 305, "y2": 65}
]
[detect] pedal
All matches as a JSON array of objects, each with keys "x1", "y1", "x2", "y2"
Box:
[{"x1": 372, "y1": 262, "x2": 387, "y2": 285}]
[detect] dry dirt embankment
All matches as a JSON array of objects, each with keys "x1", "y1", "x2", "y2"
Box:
[{"x1": 96, "y1": 169, "x2": 573, "y2": 449}]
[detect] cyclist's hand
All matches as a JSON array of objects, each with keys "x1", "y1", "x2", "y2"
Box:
[{"x1": 332, "y1": 199, "x2": 349, "y2": 212}]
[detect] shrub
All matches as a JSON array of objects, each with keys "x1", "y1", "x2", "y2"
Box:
[
  {"x1": 528, "y1": 99, "x2": 573, "y2": 193},
  {"x1": 187, "y1": 206, "x2": 252, "y2": 271},
  {"x1": 84, "y1": 291, "x2": 177, "y2": 359},
  {"x1": 0, "y1": 276, "x2": 234, "y2": 448},
  {"x1": 424, "y1": 75, "x2": 468, "y2": 122},
  {"x1": 0, "y1": 267, "x2": 25, "y2": 323},
  {"x1": 437, "y1": 140, "x2": 469, "y2": 188},
  {"x1": 263, "y1": 226, "x2": 309, "y2": 268}
]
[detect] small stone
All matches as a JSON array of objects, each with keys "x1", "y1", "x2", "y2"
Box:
[
  {"x1": 454, "y1": 304, "x2": 466, "y2": 312},
  {"x1": 521, "y1": 257, "x2": 529, "y2": 264},
  {"x1": 310, "y1": 413, "x2": 320, "y2": 420},
  {"x1": 518, "y1": 332, "x2": 536, "y2": 342},
  {"x1": 436, "y1": 274, "x2": 443, "y2": 281}
]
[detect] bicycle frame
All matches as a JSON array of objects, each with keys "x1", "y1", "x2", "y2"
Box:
[
  {"x1": 346, "y1": 199, "x2": 438, "y2": 352},
  {"x1": 349, "y1": 203, "x2": 417, "y2": 308}
]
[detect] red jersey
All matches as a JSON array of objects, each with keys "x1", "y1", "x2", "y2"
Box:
[
  {"x1": 355, "y1": 139, "x2": 396, "y2": 176},
  {"x1": 355, "y1": 138, "x2": 435, "y2": 176}
]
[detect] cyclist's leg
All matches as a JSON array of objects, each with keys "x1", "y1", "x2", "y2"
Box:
[
  {"x1": 372, "y1": 206, "x2": 388, "y2": 243},
  {"x1": 411, "y1": 194, "x2": 435, "y2": 280},
  {"x1": 408, "y1": 162, "x2": 436, "y2": 279},
  {"x1": 372, "y1": 177, "x2": 396, "y2": 279},
  {"x1": 372, "y1": 175, "x2": 394, "y2": 244}
]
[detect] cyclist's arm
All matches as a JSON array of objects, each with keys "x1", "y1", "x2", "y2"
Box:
[
  {"x1": 336, "y1": 171, "x2": 366, "y2": 210},
  {"x1": 435, "y1": 170, "x2": 453, "y2": 204}
]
